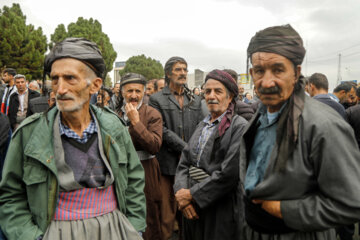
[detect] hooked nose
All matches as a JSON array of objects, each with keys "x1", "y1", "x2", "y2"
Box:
[{"x1": 55, "y1": 79, "x2": 68, "y2": 96}]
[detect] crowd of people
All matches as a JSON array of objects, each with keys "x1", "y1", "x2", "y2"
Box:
[{"x1": 0, "y1": 24, "x2": 360, "y2": 240}]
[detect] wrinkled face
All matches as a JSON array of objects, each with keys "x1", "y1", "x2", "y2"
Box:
[
  {"x1": 114, "y1": 83, "x2": 120, "y2": 94},
  {"x1": 146, "y1": 82, "x2": 155, "y2": 96},
  {"x1": 15, "y1": 77, "x2": 27, "y2": 94},
  {"x1": 168, "y1": 62, "x2": 188, "y2": 86},
  {"x1": 121, "y1": 83, "x2": 145, "y2": 107},
  {"x1": 205, "y1": 79, "x2": 232, "y2": 118},
  {"x1": 250, "y1": 52, "x2": 300, "y2": 113},
  {"x1": 157, "y1": 79, "x2": 165, "y2": 91},
  {"x1": 50, "y1": 58, "x2": 101, "y2": 113}
]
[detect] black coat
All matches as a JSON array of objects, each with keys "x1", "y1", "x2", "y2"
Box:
[
  {"x1": 149, "y1": 86, "x2": 204, "y2": 175},
  {"x1": 0, "y1": 112, "x2": 11, "y2": 181},
  {"x1": 235, "y1": 99, "x2": 255, "y2": 121},
  {"x1": 174, "y1": 114, "x2": 247, "y2": 240},
  {"x1": 28, "y1": 96, "x2": 49, "y2": 115},
  {"x1": 8, "y1": 89, "x2": 40, "y2": 129},
  {"x1": 346, "y1": 104, "x2": 360, "y2": 149}
]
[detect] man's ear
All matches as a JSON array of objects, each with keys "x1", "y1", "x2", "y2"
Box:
[
  {"x1": 89, "y1": 77, "x2": 102, "y2": 94},
  {"x1": 249, "y1": 68, "x2": 254, "y2": 79}
]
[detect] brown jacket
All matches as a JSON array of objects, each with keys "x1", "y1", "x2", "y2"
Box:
[
  {"x1": 121, "y1": 104, "x2": 163, "y2": 154},
  {"x1": 119, "y1": 103, "x2": 163, "y2": 240}
]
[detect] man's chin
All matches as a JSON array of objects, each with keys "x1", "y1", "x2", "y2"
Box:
[{"x1": 57, "y1": 103, "x2": 83, "y2": 113}]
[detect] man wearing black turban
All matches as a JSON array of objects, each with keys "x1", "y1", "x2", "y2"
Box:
[
  {"x1": 240, "y1": 24, "x2": 360, "y2": 240},
  {"x1": 174, "y1": 69, "x2": 247, "y2": 240},
  {"x1": 0, "y1": 38, "x2": 146, "y2": 240}
]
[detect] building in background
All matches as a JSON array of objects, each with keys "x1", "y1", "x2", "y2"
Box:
[{"x1": 113, "y1": 61, "x2": 126, "y2": 84}]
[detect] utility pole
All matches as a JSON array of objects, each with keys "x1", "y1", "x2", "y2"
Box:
[{"x1": 337, "y1": 53, "x2": 342, "y2": 85}]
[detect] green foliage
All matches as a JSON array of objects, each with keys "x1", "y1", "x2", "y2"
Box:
[
  {"x1": 120, "y1": 54, "x2": 164, "y2": 81},
  {"x1": 0, "y1": 3, "x2": 47, "y2": 80},
  {"x1": 50, "y1": 17, "x2": 117, "y2": 78},
  {"x1": 104, "y1": 74, "x2": 112, "y2": 87}
]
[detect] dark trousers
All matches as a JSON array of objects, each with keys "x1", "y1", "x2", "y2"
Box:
[{"x1": 337, "y1": 224, "x2": 355, "y2": 240}]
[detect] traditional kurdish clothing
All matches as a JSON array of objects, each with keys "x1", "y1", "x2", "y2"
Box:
[
  {"x1": 43, "y1": 111, "x2": 141, "y2": 240},
  {"x1": 241, "y1": 24, "x2": 360, "y2": 240}
]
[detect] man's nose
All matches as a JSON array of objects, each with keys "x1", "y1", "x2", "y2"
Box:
[
  {"x1": 261, "y1": 71, "x2": 276, "y2": 88},
  {"x1": 56, "y1": 79, "x2": 68, "y2": 95}
]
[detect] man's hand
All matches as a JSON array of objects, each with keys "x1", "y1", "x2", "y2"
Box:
[
  {"x1": 252, "y1": 199, "x2": 283, "y2": 219},
  {"x1": 175, "y1": 188, "x2": 193, "y2": 210},
  {"x1": 182, "y1": 203, "x2": 199, "y2": 220},
  {"x1": 125, "y1": 103, "x2": 140, "y2": 126}
]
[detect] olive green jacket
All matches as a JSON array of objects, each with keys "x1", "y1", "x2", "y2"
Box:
[{"x1": 0, "y1": 105, "x2": 146, "y2": 240}]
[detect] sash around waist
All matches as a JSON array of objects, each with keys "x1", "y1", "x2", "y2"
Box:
[
  {"x1": 244, "y1": 195, "x2": 296, "y2": 234},
  {"x1": 54, "y1": 185, "x2": 118, "y2": 220}
]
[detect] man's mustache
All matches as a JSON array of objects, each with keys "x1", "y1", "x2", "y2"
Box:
[
  {"x1": 178, "y1": 75, "x2": 186, "y2": 80},
  {"x1": 56, "y1": 94, "x2": 75, "y2": 100},
  {"x1": 257, "y1": 86, "x2": 281, "y2": 95},
  {"x1": 129, "y1": 98, "x2": 138, "y2": 102},
  {"x1": 207, "y1": 100, "x2": 219, "y2": 104}
]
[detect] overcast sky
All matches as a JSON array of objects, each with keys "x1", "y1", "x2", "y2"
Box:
[{"x1": 2, "y1": 0, "x2": 360, "y2": 89}]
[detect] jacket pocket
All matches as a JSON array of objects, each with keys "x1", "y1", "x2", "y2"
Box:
[
  {"x1": 22, "y1": 160, "x2": 48, "y2": 225},
  {"x1": 23, "y1": 160, "x2": 47, "y2": 185}
]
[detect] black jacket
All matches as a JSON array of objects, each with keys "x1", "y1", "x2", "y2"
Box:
[
  {"x1": 28, "y1": 96, "x2": 49, "y2": 115},
  {"x1": 346, "y1": 104, "x2": 360, "y2": 149},
  {"x1": 149, "y1": 86, "x2": 204, "y2": 175},
  {"x1": 235, "y1": 99, "x2": 255, "y2": 121},
  {"x1": 174, "y1": 114, "x2": 247, "y2": 239},
  {"x1": 8, "y1": 89, "x2": 40, "y2": 129}
]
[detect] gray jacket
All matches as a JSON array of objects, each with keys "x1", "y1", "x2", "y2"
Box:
[
  {"x1": 240, "y1": 95, "x2": 360, "y2": 240},
  {"x1": 149, "y1": 86, "x2": 203, "y2": 175}
]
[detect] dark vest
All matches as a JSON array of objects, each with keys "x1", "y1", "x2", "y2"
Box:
[{"x1": 61, "y1": 134, "x2": 107, "y2": 188}]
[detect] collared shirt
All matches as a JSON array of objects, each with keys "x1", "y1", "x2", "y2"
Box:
[
  {"x1": 17, "y1": 89, "x2": 28, "y2": 113},
  {"x1": 195, "y1": 111, "x2": 227, "y2": 167},
  {"x1": 170, "y1": 88, "x2": 184, "y2": 109},
  {"x1": 245, "y1": 102, "x2": 287, "y2": 194},
  {"x1": 59, "y1": 111, "x2": 97, "y2": 144},
  {"x1": 328, "y1": 93, "x2": 340, "y2": 102}
]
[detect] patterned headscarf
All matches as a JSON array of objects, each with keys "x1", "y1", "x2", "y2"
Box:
[
  {"x1": 205, "y1": 69, "x2": 239, "y2": 101},
  {"x1": 205, "y1": 69, "x2": 238, "y2": 137}
]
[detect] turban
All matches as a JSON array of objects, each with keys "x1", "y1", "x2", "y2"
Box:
[
  {"x1": 44, "y1": 38, "x2": 106, "y2": 79},
  {"x1": 205, "y1": 69, "x2": 239, "y2": 99},
  {"x1": 120, "y1": 73, "x2": 147, "y2": 88},
  {"x1": 164, "y1": 56, "x2": 187, "y2": 83},
  {"x1": 247, "y1": 24, "x2": 306, "y2": 66},
  {"x1": 246, "y1": 24, "x2": 307, "y2": 173},
  {"x1": 205, "y1": 69, "x2": 239, "y2": 137}
]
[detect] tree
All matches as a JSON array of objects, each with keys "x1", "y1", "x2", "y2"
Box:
[
  {"x1": 104, "y1": 74, "x2": 112, "y2": 87},
  {"x1": 0, "y1": 3, "x2": 47, "y2": 80},
  {"x1": 50, "y1": 17, "x2": 117, "y2": 78},
  {"x1": 120, "y1": 54, "x2": 164, "y2": 81}
]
